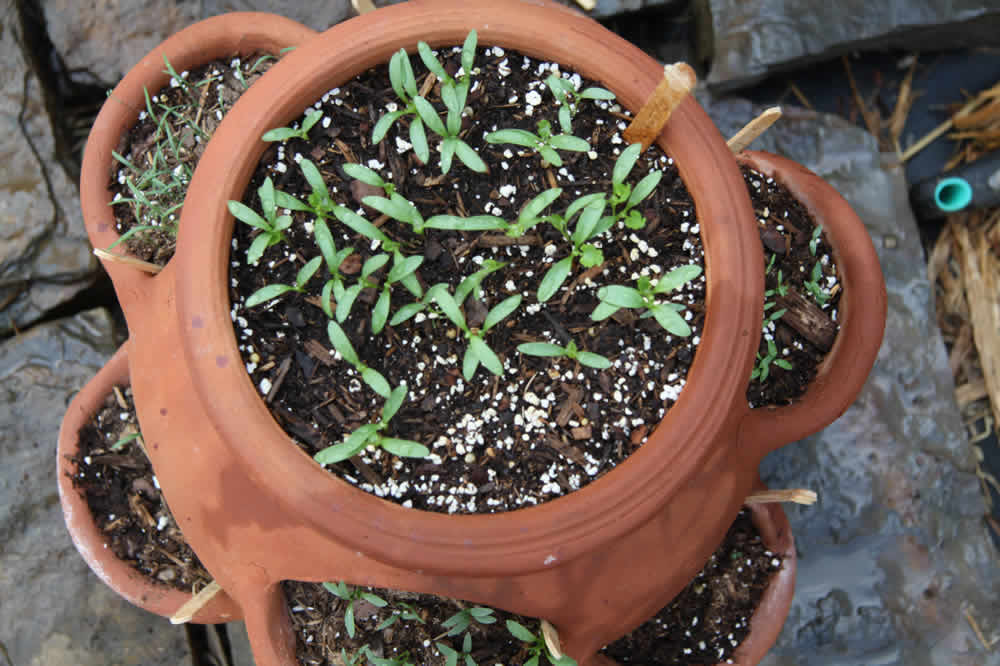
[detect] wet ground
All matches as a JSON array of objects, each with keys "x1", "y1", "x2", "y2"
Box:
[{"x1": 1, "y1": 1, "x2": 997, "y2": 664}]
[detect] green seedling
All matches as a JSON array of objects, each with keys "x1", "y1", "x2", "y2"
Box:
[
  {"x1": 320, "y1": 582, "x2": 388, "y2": 639},
  {"x1": 517, "y1": 339, "x2": 611, "y2": 370},
  {"x1": 803, "y1": 260, "x2": 830, "y2": 306},
  {"x1": 455, "y1": 259, "x2": 507, "y2": 304},
  {"x1": 362, "y1": 191, "x2": 503, "y2": 235},
  {"x1": 412, "y1": 91, "x2": 487, "y2": 174},
  {"x1": 362, "y1": 647, "x2": 415, "y2": 666},
  {"x1": 110, "y1": 431, "x2": 142, "y2": 451},
  {"x1": 428, "y1": 187, "x2": 563, "y2": 239},
  {"x1": 607, "y1": 142, "x2": 662, "y2": 230},
  {"x1": 506, "y1": 620, "x2": 577, "y2": 666},
  {"x1": 762, "y1": 301, "x2": 787, "y2": 329},
  {"x1": 372, "y1": 48, "x2": 430, "y2": 164},
  {"x1": 544, "y1": 74, "x2": 616, "y2": 133},
  {"x1": 108, "y1": 147, "x2": 186, "y2": 248},
  {"x1": 485, "y1": 119, "x2": 589, "y2": 168},
  {"x1": 332, "y1": 252, "x2": 388, "y2": 322},
  {"x1": 592, "y1": 264, "x2": 703, "y2": 336},
  {"x1": 417, "y1": 30, "x2": 477, "y2": 92},
  {"x1": 312, "y1": 218, "x2": 356, "y2": 320},
  {"x1": 343, "y1": 162, "x2": 396, "y2": 197},
  {"x1": 809, "y1": 225, "x2": 823, "y2": 256},
  {"x1": 436, "y1": 632, "x2": 478, "y2": 666},
  {"x1": 370, "y1": 251, "x2": 425, "y2": 334},
  {"x1": 227, "y1": 177, "x2": 292, "y2": 265},
  {"x1": 314, "y1": 382, "x2": 430, "y2": 464},
  {"x1": 244, "y1": 256, "x2": 322, "y2": 308},
  {"x1": 338, "y1": 647, "x2": 367, "y2": 666},
  {"x1": 438, "y1": 607, "x2": 497, "y2": 637},
  {"x1": 751, "y1": 336, "x2": 792, "y2": 382},
  {"x1": 374, "y1": 602, "x2": 425, "y2": 631},
  {"x1": 233, "y1": 53, "x2": 278, "y2": 89},
  {"x1": 261, "y1": 109, "x2": 323, "y2": 142},
  {"x1": 536, "y1": 196, "x2": 607, "y2": 302},
  {"x1": 428, "y1": 285, "x2": 521, "y2": 380},
  {"x1": 324, "y1": 320, "x2": 394, "y2": 398}
]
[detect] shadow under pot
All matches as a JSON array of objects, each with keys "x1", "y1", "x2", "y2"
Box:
[
  {"x1": 56, "y1": 342, "x2": 240, "y2": 623},
  {"x1": 99, "y1": 2, "x2": 886, "y2": 665}
]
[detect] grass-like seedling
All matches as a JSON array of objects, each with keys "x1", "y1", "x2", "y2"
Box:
[
  {"x1": 109, "y1": 144, "x2": 187, "y2": 249},
  {"x1": 110, "y1": 431, "x2": 142, "y2": 451},
  {"x1": 544, "y1": 73, "x2": 616, "y2": 133},
  {"x1": 592, "y1": 264, "x2": 702, "y2": 336},
  {"x1": 373, "y1": 48, "x2": 430, "y2": 163},
  {"x1": 751, "y1": 337, "x2": 792, "y2": 382},
  {"x1": 261, "y1": 109, "x2": 323, "y2": 142},
  {"x1": 374, "y1": 602, "x2": 425, "y2": 631},
  {"x1": 427, "y1": 187, "x2": 563, "y2": 239},
  {"x1": 371, "y1": 252, "x2": 425, "y2": 334},
  {"x1": 343, "y1": 162, "x2": 396, "y2": 197},
  {"x1": 485, "y1": 119, "x2": 590, "y2": 168},
  {"x1": 428, "y1": 284, "x2": 522, "y2": 380},
  {"x1": 803, "y1": 260, "x2": 830, "y2": 306},
  {"x1": 517, "y1": 339, "x2": 611, "y2": 370},
  {"x1": 361, "y1": 190, "x2": 504, "y2": 235},
  {"x1": 227, "y1": 177, "x2": 292, "y2": 265},
  {"x1": 506, "y1": 620, "x2": 577, "y2": 666},
  {"x1": 320, "y1": 582, "x2": 388, "y2": 639},
  {"x1": 413, "y1": 93, "x2": 488, "y2": 174},
  {"x1": 244, "y1": 255, "x2": 322, "y2": 308},
  {"x1": 313, "y1": 381, "x2": 430, "y2": 463}
]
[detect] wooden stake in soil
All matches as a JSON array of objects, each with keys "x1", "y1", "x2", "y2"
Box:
[
  {"x1": 727, "y1": 107, "x2": 782, "y2": 154},
  {"x1": 622, "y1": 63, "x2": 697, "y2": 151},
  {"x1": 170, "y1": 580, "x2": 222, "y2": 624},
  {"x1": 745, "y1": 489, "x2": 818, "y2": 506},
  {"x1": 351, "y1": 0, "x2": 376, "y2": 14},
  {"x1": 540, "y1": 620, "x2": 565, "y2": 660},
  {"x1": 93, "y1": 248, "x2": 162, "y2": 275}
]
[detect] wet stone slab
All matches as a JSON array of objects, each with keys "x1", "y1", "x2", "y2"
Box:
[
  {"x1": 701, "y1": 96, "x2": 999, "y2": 666},
  {"x1": 0, "y1": 20, "x2": 98, "y2": 335},
  {"x1": 0, "y1": 309, "x2": 189, "y2": 665},
  {"x1": 697, "y1": 0, "x2": 1000, "y2": 91}
]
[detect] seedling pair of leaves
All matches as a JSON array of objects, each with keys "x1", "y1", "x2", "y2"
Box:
[
  {"x1": 592, "y1": 264, "x2": 702, "y2": 337},
  {"x1": 517, "y1": 339, "x2": 611, "y2": 370},
  {"x1": 313, "y1": 349, "x2": 429, "y2": 464},
  {"x1": 321, "y1": 582, "x2": 388, "y2": 639},
  {"x1": 485, "y1": 118, "x2": 590, "y2": 168},
  {"x1": 374, "y1": 31, "x2": 485, "y2": 174},
  {"x1": 544, "y1": 73, "x2": 616, "y2": 134},
  {"x1": 387, "y1": 259, "x2": 507, "y2": 329},
  {"x1": 752, "y1": 336, "x2": 792, "y2": 382},
  {"x1": 227, "y1": 177, "x2": 292, "y2": 265},
  {"x1": 428, "y1": 284, "x2": 521, "y2": 380}
]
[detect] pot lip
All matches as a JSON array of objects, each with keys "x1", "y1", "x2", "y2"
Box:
[
  {"x1": 174, "y1": 0, "x2": 764, "y2": 576},
  {"x1": 79, "y1": 12, "x2": 319, "y2": 276},
  {"x1": 56, "y1": 342, "x2": 241, "y2": 623}
]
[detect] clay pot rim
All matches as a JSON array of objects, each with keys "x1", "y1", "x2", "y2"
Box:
[
  {"x1": 172, "y1": 0, "x2": 766, "y2": 576},
  {"x1": 79, "y1": 12, "x2": 320, "y2": 270},
  {"x1": 56, "y1": 342, "x2": 241, "y2": 623}
]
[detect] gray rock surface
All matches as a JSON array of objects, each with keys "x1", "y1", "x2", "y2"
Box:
[
  {"x1": 701, "y1": 97, "x2": 999, "y2": 666},
  {"x1": 0, "y1": 309, "x2": 191, "y2": 665},
  {"x1": 697, "y1": 0, "x2": 1000, "y2": 91},
  {"x1": 0, "y1": 21, "x2": 97, "y2": 335}
]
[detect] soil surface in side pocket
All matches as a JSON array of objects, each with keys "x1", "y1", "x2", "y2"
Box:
[{"x1": 69, "y1": 386, "x2": 213, "y2": 592}]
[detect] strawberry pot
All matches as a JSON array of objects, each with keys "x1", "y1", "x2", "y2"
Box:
[{"x1": 71, "y1": 1, "x2": 886, "y2": 664}]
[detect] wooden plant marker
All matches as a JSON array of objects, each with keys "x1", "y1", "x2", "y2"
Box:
[
  {"x1": 745, "y1": 488, "x2": 818, "y2": 506},
  {"x1": 622, "y1": 63, "x2": 697, "y2": 151},
  {"x1": 170, "y1": 580, "x2": 222, "y2": 624},
  {"x1": 541, "y1": 619, "x2": 565, "y2": 660},
  {"x1": 351, "y1": 0, "x2": 376, "y2": 14},
  {"x1": 727, "y1": 106, "x2": 782, "y2": 154},
  {"x1": 93, "y1": 247, "x2": 162, "y2": 275}
]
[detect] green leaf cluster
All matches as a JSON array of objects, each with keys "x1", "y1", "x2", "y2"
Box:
[
  {"x1": 485, "y1": 118, "x2": 590, "y2": 168},
  {"x1": 506, "y1": 620, "x2": 578, "y2": 666},
  {"x1": 427, "y1": 284, "x2": 521, "y2": 380},
  {"x1": 544, "y1": 73, "x2": 616, "y2": 133},
  {"x1": 592, "y1": 264, "x2": 702, "y2": 336},
  {"x1": 517, "y1": 339, "x2": 610, "y2": 369},
  {"x1": 227, "y1": 177, "x2": 292, "y2": 265}
]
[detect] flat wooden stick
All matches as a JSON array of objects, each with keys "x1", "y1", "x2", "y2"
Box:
[
  {"x1": 622, "y1": 63, "x2": 697, "y2": 151},
  {"x1": 745, "y1": 489, "x2": 818, "y2": 506},
  {"x1": 574, "y1": 0, "x2": 597, "y2": 10},
  {"x1": 170, "y1": 580, "x2": 222, "y2": 624},
  {"x1": 93, "y1": 247, "x2": 162, "y2": 274},
  {"x1": 727, "y1": 107, "x2": 782, "y2": 153},
  {"x1": 541, "y1": 620, "x2": 564, "y2": 659},
  {"x1": 351, "y1": 0, "x2": 376, "y2": 14}
]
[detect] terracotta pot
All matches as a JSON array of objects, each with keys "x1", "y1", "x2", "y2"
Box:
[
  {"x1": 69, "y1": 11, "x2": 316, "y2": 620},
  {"x1": 80, "y1": 12, "x2": 319, "y2": 259},
  {"x1": 84, "y1": 2, "x2": 885, "y2": 664},
  {"x1": 56, "y1": 342, "x2": 240, "y2": 623}
]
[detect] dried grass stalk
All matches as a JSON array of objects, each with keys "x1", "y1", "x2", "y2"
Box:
[{"x1": 745, "y1": 489, "x2": 818, "y2": 505}]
